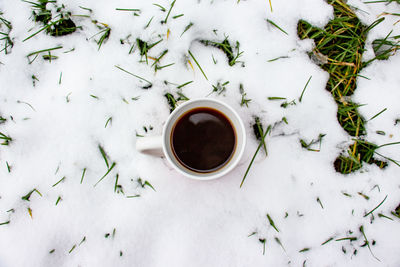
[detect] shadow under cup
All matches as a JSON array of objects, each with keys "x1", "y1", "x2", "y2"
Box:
[{"x1": 162, "y1": 99, "x2": 246, "y2": 180}]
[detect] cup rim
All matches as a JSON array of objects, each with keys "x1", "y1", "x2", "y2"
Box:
[{"x1": 162, "y1": 98, "x2": 246, "y2": 180}]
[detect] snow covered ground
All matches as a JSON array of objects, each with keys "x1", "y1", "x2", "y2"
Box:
[{"x1": 0, "y1": 0, "x2": 399, "y2": 266}]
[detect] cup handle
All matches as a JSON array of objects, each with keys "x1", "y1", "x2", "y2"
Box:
[{"x1": 136, "y1": 136, "x2": 164, "y2": 157}]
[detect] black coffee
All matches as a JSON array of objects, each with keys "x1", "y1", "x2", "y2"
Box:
[{"x1": 171, "y1": 107, "x2": 236, "y2": 173}]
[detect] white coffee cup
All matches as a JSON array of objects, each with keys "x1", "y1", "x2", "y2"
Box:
[{"x1": 136, "y1": 98, "x2": 246, "y2": 180}]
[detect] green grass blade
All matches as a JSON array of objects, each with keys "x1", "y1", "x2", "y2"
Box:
[
  {"x1": 98, "y1": 145, "x2": 109, "y2": 169},
  {"x1": 163, "y1": 0, "x2": 176, "y2": 24},
  {"x1": 364, "y1": 195, "x2": 388, "y2": 217},
  {"x1": 188, "y1": 50, "x2": 208, "y2": 80},
  {"x1": 240, "y1": 125, "x2": 271, "y2": 188},
  {"x1": 115, "y1": 65, "x2": 153, "y2": 86},
  {"x1": 23, "y1": 18, "x2": 62, "y2": 42},
  {"x1": 369, "y1": 108, "x2": 387, "y2": 121},
  {"x1": 266, "y1": 19, "x2": 288, "y2": 35},
  {"x1": 299, "y1": 76, "x2": 312, "y2": 102},
  {"x1": 94, "y1": 162, "x2": 116, "y2": 187}
]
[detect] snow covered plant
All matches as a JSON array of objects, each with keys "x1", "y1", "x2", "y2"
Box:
[
  {"x1": 23, "y1": 0, "x2": 77, "y2": 40},
  {"x1": 0, "y1": 12, "x2": 13, "y2": 54}
]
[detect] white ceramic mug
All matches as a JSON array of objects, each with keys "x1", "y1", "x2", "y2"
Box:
[{"x1": 136, "y1": 98, "x2": 246, "y2": 180}]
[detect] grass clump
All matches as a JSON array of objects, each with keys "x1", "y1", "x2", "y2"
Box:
[
  {"x1": 200, "y1": 37, "x2": 243, "y2": 66},
  {"x1": 300, "y1": 134, "x2": 326, "y2": 152},
  {"x1": 24, "y1": 0, "x2": 77, "y2": 38},
  {"x1": 164, "y1": 92, "x2": 189, "y2": 112},
  {"x1": 0, "y1": 12, "x2": 13, "y2": 54},
  {"x1": 209, "y1": 80, "x2": 229, "y2": 96},
  {"x1": 239, "y1": 84, "x2": 251, "y2": 107},
  {"x1": 0, "y1": 131, "x2": 12, "y2": 145},
  {"x1": 0, "y1": 132, "x2": 12, "y2": 146},
  {"x1": 297, "y1": 0, "x2": 398, "y2": 174},
  {"x1": 392, "y1": 203, "x2": 400, "y2": 219},
  {"x1": 91, "y1": 21, "x2": 111, "y2": 50},
  {"x1": 333, "y1": 140, "x2": 388, "y2": 174},
  {"x1": 369, "y1": 32, "x2": 400, "y2": 63},
  {"x1": 136, "y1": 38, "x2": 162, "y2": 63}
]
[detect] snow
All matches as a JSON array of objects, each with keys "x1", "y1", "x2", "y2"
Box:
[{"x1": 0, "y1": 0, "x2": 400, "y2": 266}]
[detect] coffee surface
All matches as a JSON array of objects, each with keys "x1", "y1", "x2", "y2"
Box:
[{"x1": 171, "y1": 107, "x2": 236, "y2": 173}]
